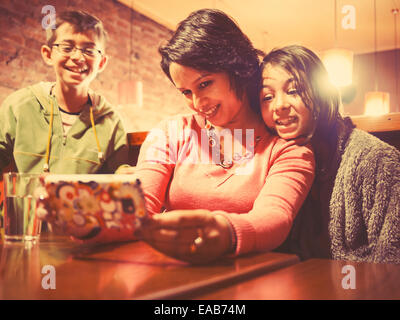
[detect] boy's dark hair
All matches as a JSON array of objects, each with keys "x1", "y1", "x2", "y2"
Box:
[
  {"x1": 46, "y1": 10, "x2": 108, "y2": 49},
  {"x1": 261, "y1": 45, "x2": 341, "y2": 141},
  {"x1": 159, "y1": 8, "x2": 264, "y2": 114}
]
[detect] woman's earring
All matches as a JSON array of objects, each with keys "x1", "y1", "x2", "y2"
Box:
[{"x1": 313, "y1": 109, "x2": 319, "y2": 121}]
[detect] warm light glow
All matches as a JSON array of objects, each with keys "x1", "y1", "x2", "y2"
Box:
[
  {"x1": 116, "y1": 80, "x2": 144, "y2": 132},
  {"x1": 321, "y1": 49, "x2": 354, "y2": 87},
  {"x1": 364, "y1": 91, "x2": 390, "y2": 116},
  {"x1": 118, "y1": 80, "x2": 143, "y2": 108}
]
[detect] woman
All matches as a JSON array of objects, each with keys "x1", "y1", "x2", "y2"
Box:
[
  {"x1": 260, "y1": 45, "x2": 400, "y2": 263},
  {"x1": 39, "y1": 10, "x2": 314, "y2": 264},
  {"x1": 132, "y1": 10, "x2": 314, "y2": 264}
]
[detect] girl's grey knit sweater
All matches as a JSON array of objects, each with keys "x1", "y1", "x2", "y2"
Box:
[{"x1": 283, "y1": 117, "x2": 400, "y2": 264}]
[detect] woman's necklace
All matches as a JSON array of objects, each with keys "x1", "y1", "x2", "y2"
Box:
[{"x1": 205, "y1": 120, "x2": 262, "y2": 169}]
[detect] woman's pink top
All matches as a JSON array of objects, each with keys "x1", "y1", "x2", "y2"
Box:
[{"x1": 135, "y1": 114, "x2": 315, "y2": 255}]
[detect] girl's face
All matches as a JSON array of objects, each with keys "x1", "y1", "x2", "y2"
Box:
[
  {"x1": 169, "y1": 62, "x2": 245, "y2": 128},
  {"x1": 260, "y1": 63, "x2": 313, "y2": 140}
]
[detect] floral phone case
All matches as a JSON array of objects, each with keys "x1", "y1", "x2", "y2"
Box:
[{"x1": 38, "y1": 174, "x2": 148, "y2": 240}]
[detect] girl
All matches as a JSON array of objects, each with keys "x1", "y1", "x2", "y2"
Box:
[{"x1": 260, "y1": 45, "x2": 400, "y2": 263}]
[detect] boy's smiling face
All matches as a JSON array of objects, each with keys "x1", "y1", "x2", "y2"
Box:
[{"x1": 41, "y1": 22, "x2": 107, "y2": 90}]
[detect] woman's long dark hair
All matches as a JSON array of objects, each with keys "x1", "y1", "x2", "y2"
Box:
[
  {"x1": 159, "y1": 8, "x2": 264, "y2": 113},
  {"x1": 261, "y1": 45, "x2": 342, "y2": 141}
]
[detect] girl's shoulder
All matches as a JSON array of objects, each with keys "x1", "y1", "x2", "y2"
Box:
[
  {"x1": 346, "y1": 129, "x2": 400, "y2": 160},
  {"x1": 339, "y1": 129, "x2": 400, "y2": 182}
]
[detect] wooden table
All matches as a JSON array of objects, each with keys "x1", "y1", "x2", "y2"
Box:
[
  {"x1": 0, "y1": 233, "x2": 299, "y2": 300},
  {"x1": 194, "y1": 258, "x2": 400, "y2": 300}
]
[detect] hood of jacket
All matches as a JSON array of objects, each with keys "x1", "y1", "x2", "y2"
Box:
[{"x1": 27, "y1": 82, "x2": 114, "y2": 121}]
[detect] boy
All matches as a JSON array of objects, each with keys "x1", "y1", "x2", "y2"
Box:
[{"x1": 0, "y1": 10, "x2": 129, "y2": 175}]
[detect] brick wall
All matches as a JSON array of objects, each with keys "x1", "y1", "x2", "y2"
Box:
[{"x1": 0, "y1": 0, "x2": 189, "y2": 131}]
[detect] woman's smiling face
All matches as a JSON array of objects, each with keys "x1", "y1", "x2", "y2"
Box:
[
  {"x1": 260, "y1": 63, "x2": 313, "y2": 140},
  {"x1": 169, "y1": 62, "x2": 245, "y2": 128}
]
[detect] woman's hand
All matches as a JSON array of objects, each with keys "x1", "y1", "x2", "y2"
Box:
[{"x1": 136, "y1": 209, "x2": 232, "y2": 264}]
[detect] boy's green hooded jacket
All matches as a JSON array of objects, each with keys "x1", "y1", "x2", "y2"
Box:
[{"x1": 0, "y1": 82, "x2": 129, "y2": 174}]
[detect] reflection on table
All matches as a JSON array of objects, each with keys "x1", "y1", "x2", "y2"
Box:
[
  {"x1": 194, "y1": 258, "x2": 400, "y2": 300},
  {"x1": 2, "y1": 232, "x2": 399, "y2": 300},
  {"x1": 0, "y1": 233, "x2": 299, "y2": 300}
]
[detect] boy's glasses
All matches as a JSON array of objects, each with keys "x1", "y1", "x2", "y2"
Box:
[{"x1": 52, "y1": 44, "x2": 102, "y2": 58}]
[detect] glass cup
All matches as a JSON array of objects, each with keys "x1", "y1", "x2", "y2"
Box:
[{"x1": 3, "y1": 172, "x2": 42, "y2": 242}]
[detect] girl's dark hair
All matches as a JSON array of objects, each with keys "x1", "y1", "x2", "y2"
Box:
[
  {"x1": 261, "y1": 45, "x2": 341, "y2": 140},
  {"x1": 159, "y1": 8, "x2": 263, "y2": 113}
]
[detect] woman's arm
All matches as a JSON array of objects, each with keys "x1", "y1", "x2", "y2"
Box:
[
  {"x1": 216, "y1": 142, "x2": 315, "y2": 255},
  {"x1": 138, "y1": 140, "x2": 315, "y2": 262},
  {"x1": 134, "y1": 121, "x2": 177, "y2": 215}
]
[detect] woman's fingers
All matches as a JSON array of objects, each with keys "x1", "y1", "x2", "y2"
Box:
[
  {"x1": 137, "y1": 210, "x2": 232, "y2": 264},
  {"x1": 139, "y1": 222, "x2": 197, "y2": 247},
  {"x1": 140, "y1": 225, "x2": 199, "y2": 259},
  {"x1": 152, "y1": 209, "x2": 215, "y2": 229}
]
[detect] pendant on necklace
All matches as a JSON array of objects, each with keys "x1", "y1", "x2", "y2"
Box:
[
  {"x1": 220, "y1": 158, "x2": 233, "y2": 169},
  {"x1": 205, "y1": 120, "x2": 261, "y2": 169}
]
